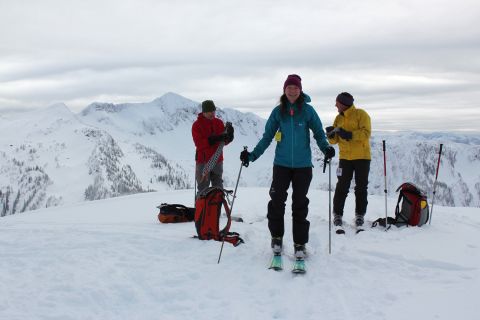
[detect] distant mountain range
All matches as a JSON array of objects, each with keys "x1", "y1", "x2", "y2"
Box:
[{"x1": 1, "y1": 92, "x2": 479, "y2": 216}]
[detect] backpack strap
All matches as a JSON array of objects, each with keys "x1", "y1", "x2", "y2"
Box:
[
  {"x1": 219, "y1": 195, "x2": 232, "y2": 236},
  {"x1": 395, "y1": 190, "x2": 410, "y2": 225},
  {"x1": 158, "y1": 203, "x2": 189, "y2": 210},
  {"x1": 371, "y1": 217, "x2": 396, "y2": 229},
  {"x1": 224, "y1": 189, "x2": 244, "y2": 245},
  {"x1": 222, "y1": 232, "x2": 244, "y2": 246},
  {"x1": 217, "y1": 194, "x2": 244, "y2": 246}
]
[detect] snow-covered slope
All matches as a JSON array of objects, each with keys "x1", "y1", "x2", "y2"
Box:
[
  {"x1": 0, "y1": 188, "x2": 478, "y2": 320},
  {"x1": 0, "y1": 104, "x2": 146, "y2": 215},
  {"x1": 1, "y1": 93, "x2": 479, "y2": 217}
]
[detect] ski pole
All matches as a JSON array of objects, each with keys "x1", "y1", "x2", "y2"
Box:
[
  {"x1": 429, "y1": 143, "x2": 443, "y2": 225},
  {"x1": 194, "y1": 165, "x2": 197, "y2": 206},
  {"x1": 383, "y1": 140, "x2": 388, "y2": 230},
  {"x1": 218, "y1": 147, "x2": 247, "y2": 264},
  {"x1": 328, "y1": 158, "x2": 332, "y2": 254},
  {"x1": 194, "y1": 151, "x2": 198, "y2": 205},
  {"x1": 322, "y1": 155, "x2": 331, "y2": 254}
]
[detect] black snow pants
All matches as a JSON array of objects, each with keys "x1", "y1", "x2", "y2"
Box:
[
  {"x1": 333, "y1": 159, "x2": 371, "y2": 217},
  {"x1": 267, "y1": 165, "x2": 312, "y2": 245}
]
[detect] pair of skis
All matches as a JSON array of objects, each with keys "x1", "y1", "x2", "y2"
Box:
[{"x1": 269, "y1": 253, "x2": 306, "y2": 274}]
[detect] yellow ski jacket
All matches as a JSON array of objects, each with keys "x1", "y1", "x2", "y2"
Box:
[{"x1": 328, "y1": 105, "x2": 371, "y2": 160}]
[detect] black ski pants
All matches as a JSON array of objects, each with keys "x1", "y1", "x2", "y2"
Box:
[
  {"x1": 333, "y1": 159, "x2": 371, "y2": 217},
  {"x1": 267, "y1": 165, "x2": 312, "y2": 245}
]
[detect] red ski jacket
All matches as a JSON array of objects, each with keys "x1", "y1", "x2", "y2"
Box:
[{"x1": 192, "y1": 113, "x2": 229, "y2": 164}]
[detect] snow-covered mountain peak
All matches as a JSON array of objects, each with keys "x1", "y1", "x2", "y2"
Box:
[
  {"x1": 44, "y1": 102, "x2": 72, "y2": 114},
  {"x1": 7, "y1": 102, "x2": 75, "y2": 122},
  {"x1": 80, "y1": 102, "x2": 128, "y2": 116},
  {"x1": 150, "y1": 92, "x2": 200, "y2": 116},
  {"x1": 152, "y1": 92, "x2": 198, "y2": 106},
  {"x1": 0, "y1": 102, "x2": 82, "y2": 144}
]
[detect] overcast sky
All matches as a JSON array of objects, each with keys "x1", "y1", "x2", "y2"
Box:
[{"x1": 1, "y1": 0, "x2": 479, "y2": 131}]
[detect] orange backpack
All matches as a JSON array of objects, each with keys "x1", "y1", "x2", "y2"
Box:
[
  {"x1": 194, "y1": 187, "x2": 243, "y2": 246},
  {"x1": 157, "y1": 204, "x2": 195, "y2": 223}
]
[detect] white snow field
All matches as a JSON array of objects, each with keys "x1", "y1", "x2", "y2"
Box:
[{"x1": 1, "y1": 187, "x2": 479, "y2": 320}]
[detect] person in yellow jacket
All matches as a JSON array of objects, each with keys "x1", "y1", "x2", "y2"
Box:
[{"x1": 326, "y1": 92, "x2": 371, "y2": 232}]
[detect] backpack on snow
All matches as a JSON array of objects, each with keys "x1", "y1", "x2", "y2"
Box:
[
  {"x1": 194, "y1": 187, "x2": 244, "y2": 246},
  {"x1": 372, "y1": 182, "x2": 429, "y2": 228},
  {"x1": 157, "y1": 203, "x2": 195, "y2": 223}
]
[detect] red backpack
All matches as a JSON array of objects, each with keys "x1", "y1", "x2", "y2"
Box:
[
  {"x1": 194, "y1": 187, "x2": 243, "y2": 246},
  {"x1": 394, "y1": 182, "x2": 430, "y2": 227},
  {"x1": 373, "y1": 182, "x2": 430, "y2": 228}
]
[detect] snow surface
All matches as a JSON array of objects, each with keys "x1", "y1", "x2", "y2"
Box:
[{"x1": 1, "y1": 187, "x2": 479, "y2": 320}]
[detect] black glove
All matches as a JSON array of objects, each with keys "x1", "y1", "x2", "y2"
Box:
[
  {"x1": 337, "y1": 128, "x2": 352, "y2": 140},
  {"x1": 324, "y1": 146, "x2": 335, "y2": 160},
  {"x1": 225, "y1": 122, "x2": 234, "y2": 143},
  {"x1": 240, "y1": 149, "x2": 250, "y2": 167},
  {"x1": 325, "y1": 126, "x2": 335, "y2": 138},
  {"x1": 208, "y1": 134, "x2": 226, "y2": 146}
]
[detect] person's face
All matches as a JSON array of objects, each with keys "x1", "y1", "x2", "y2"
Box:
[
  {"x1": 203, "y1": 111, "x2": 215, "y2": 119},
  {"x1": 285, "y1": 85, "x2": 301, "y2": 103},
  {"x1": 335, "y1": 101, "x2": 349, "y2": 113}
]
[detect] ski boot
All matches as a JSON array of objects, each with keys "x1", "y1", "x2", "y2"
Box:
[
  {"x1": 292, "y1": 244, "x2": 307, "y2": 274},
  {"x1": 334, "y1": 214, "x2": 345, "y2": 234},
  {"x1": 271, "y1": 237, "x2": 283, "y2": 254},
  {"x1": 269, "y1": 237, "x2": 283, "y2": 271},
  {"x1": 355, "y1": 214, "x2": 365, "y2": 233}
]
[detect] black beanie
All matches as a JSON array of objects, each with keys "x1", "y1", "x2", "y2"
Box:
[
  {"x1": 336, "y1": 92, "x2": 354, "y2": 107},
  {"x1": 201, "y1": 100, "x2": 216, "y2": 112}
]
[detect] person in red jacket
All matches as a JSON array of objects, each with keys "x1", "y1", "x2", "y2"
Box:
[{"x1": 192, "y1": 100, "x2": 234, "y2": 197}]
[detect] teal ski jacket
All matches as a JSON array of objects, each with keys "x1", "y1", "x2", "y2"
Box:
[{"x1": 250, "y1": 94, "x2": 330, "y2": 168}]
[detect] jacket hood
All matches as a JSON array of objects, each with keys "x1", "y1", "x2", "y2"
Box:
[{"x1": 302, "y1": 92, "x2": 311, "y2": 103}]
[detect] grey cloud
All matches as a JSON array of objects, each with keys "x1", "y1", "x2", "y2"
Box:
[{"x1": 0, "y1": 0, "x2": 479, "y2": 131}]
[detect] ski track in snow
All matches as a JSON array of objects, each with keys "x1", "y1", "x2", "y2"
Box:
[{"x1": 0, "y1": 188, "x2": 479, "y2": 320}]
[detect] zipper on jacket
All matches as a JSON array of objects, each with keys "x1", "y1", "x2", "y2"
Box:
[{"x1": 290, "y1": 107, "x2": 294, "y2": 167}]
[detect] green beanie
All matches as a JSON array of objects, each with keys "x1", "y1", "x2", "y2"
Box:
[{"x1": 201, "y1": 100, "x2": 216, "y2": 112}]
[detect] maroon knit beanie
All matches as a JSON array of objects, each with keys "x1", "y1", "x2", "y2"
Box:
[{"x1": 283, "y1": 74, "x2": 302, "y2": 91}]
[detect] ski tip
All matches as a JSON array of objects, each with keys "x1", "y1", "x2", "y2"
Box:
[
  {"x1": 292, "y1": 268, "x2": 306, "y2": 274},
  {"x1": 292, "y1": 259, "x2": 306, "y2": 274},
  {"x1": 269, "y1": 266, "x2": 283, "y2": 271},
  {"x1": 269, "y1": 255, "x2": 283, "y2": 271}
]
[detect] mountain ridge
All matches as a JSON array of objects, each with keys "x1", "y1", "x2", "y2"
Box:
[{"x1": 1, "y1": 93, "x2": 479, "y2": 216}]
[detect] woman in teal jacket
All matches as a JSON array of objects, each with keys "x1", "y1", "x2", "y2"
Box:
[{"x1": 240, "y1": 74, "x2": 335, "y2": 258}]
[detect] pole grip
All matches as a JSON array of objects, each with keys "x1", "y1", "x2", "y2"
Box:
[
  {"x1": 430, "y1": 143, "x2": 443, "y2": 225},
  {"x1": 435, "y1": 144, "x2": 443, "y2": 179},
  {"x1": 382, "y1": 140, "x2": 387, "y2": 177},
  {"x1": 241, "y1": 146, "x2": 249, "y2": 167}
]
